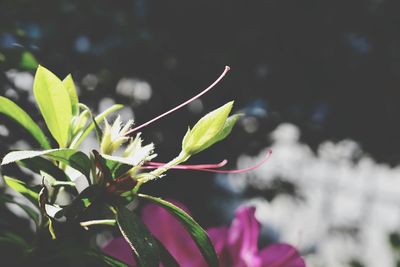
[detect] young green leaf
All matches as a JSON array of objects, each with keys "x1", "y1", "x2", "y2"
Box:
[
  {"x1": 2, "y1": 148, "x2": 91, "y2": 179},
  {"x1": 33, "y1": 65, "x2": 72, "y2": 148},
  {"x1": 182, "y1": 101, "x2": 234, "y2": 155},
  {"x1": 62, "y1": 74, "x2": 79, "y2": 116},
  {"x1": 138, "y1": 194, "x2": 218, "y2": 267},
  {"x1": 3, "y1": 176, "x2": 39, "y2": 207},
  {"x1": 0, "y1": 96, "x2": 51, "y2": 149},
  {"x1": 116, "y1": 204, "x2": 160, "y2": 267}
]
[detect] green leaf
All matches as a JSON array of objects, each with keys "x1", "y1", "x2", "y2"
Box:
[
  {"x1": 70, "y1": 104, "x2": 123, "y2": 149},
  {"x1": 182, "y1": 101, "x2": 234, "y2": 155},
  {"x1": 0, "y1": 232, "x2": 29, "y2": 250},
  {"x1": 0, "y1": 96, "x2": 51, "y2": 149},
  {"x1": 0, "y1": 194, "x2": 40, "y2": 225},
  {"x1": 91, "y1": 110, "x2": 103, "y2": 143},
  {"x1": 60, "y1": 184, "x2": 103, "y2": 220},
  {"x1": 18, "y1": 157, "x2": 70, "y2": 182},
  {"x1": 63, "y1": 74, "x2": 79, "y2": 116},
  {"x1": 86, "y1": 250, "x2": 128, "y2": 267},
  {"x1": 116, "y1": 204, "x2": 160, "y2": 267},
  {"x1": 19, "y1": 51, "x2": 38, "y2": 70},
  {"x1": 2, "y1": 148, "x2": 91, "y2": 179},
  {"x1": 138, "y1": 194, "x2": 218, "y2": 267},
  {"x1": 33, "y1": 65, "x2": 72, "y2": 148},
  {"x1": 38, "y1": 186, "x2": 56, "y2": 239},
  {"x1": 3, "y1": 176, "x2": 39, "y2": 207}
]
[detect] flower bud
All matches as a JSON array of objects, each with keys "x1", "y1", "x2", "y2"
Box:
[{"x1": 182, "y1": 101, "x2": 239, "y2": 155}]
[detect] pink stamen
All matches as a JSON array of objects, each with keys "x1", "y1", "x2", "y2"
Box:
[
  {"x1": 144, "y1": 159, "x2": 228, "y2": 169},
  {"x1": 125, "y1": 66, "x2": 231, "y2": 136},
  {"x1": 199, "y1": 149, "x2": 272, "y2": 174},
  {"x1": 141, "y1": 149, "x2": 272, "y2": 174}
]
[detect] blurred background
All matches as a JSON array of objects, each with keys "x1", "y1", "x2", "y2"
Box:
[{"x1": 1, "y1": 0, "x2": 400, "y2": 266}]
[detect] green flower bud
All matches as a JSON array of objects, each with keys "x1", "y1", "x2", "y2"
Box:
[{"x1": 182, "y1": 101, "x2": 239, "y2": 155}]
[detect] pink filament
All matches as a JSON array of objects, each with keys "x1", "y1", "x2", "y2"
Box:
[
  {"x1": 125, "y1": 66, "x2": 231, "y2": 136},
  {"x1": 142, "y1": 149, "x2": 272, "y2": 174},
  {"x1": 144, "y1": 159, "x2": 228, "y2": 169}
]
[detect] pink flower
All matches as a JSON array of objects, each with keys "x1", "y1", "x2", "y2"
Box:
[{"x1": 103, "y1": 204, "x2": 305, "y2": 267}]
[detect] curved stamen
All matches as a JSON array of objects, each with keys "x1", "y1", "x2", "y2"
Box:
[
  {"x1": 141, "y1": 150, "x2": 271, "y2": 173},
  {"x1": 125, "y1": 66, "x2": 231, "y2": 136},
  {"x1": 144, "y1": 159, "x2": 228, "y2": 169},
  {"x1": 198, "y1": 149, "x2": 272, "y2": 173}
]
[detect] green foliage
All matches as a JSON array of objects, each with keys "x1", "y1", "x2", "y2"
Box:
[
  {"x1": 2, "y1": 149, "x2": 92, "y2": 179},
  {"x1": 3, "y1": 176, "x2": 39, "y2": 207},
  {"x1": 62, "y1": 74, "x2": 79, "y2": 116},
  {"x1": 116, "y1": 204, "x2": 160, "y2": 267},
  {"x1": 19, "y1": 51, "x2": 39, "y2": 70},
  {"x1": 0, "y1": 96, "x2": 51, "y2": 149},
  {"x1": 0, "y1": 193, "x2": 40, "y2": 225},
  {"x1": 33, "y1": 65, "x2": 72, "y2": 148}
]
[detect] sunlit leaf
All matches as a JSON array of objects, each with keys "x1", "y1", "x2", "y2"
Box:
[
  {"x1": 0, "y1": 96, "x2": 51, "y2": 149},
  {"x1": 2, "y1": 149, "x2": 91, "y2": 179},
  {"x1": 3, "y1": 176, "x2": 39, "y2": 207},
  {"x1": 33, "y1": 65, "x2": 72, "y2": 148},
  {"x1": 63, "y1": 74, "x2": 79, "y2": 116}
]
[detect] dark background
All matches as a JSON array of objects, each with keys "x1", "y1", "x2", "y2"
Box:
[{"x1": 1, "y1": 0, "x2": 400, "y2": 229}]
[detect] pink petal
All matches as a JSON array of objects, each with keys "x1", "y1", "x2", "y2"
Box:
[
  {"x1": 141, "y1": 202, "x2": 205, "y2": 267},
  {"x1": 227, "y1": 206, "x2": 261, "y2": 267},
  {"x1": 102, "y1": 237, "x2": 136, "y2": 266},
  {"x1": 258, "y1": 244, "x2": 305, "y2": 267},
  {"x1": 207, "y1": 227, "x2": 230, "y2": 267}
]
